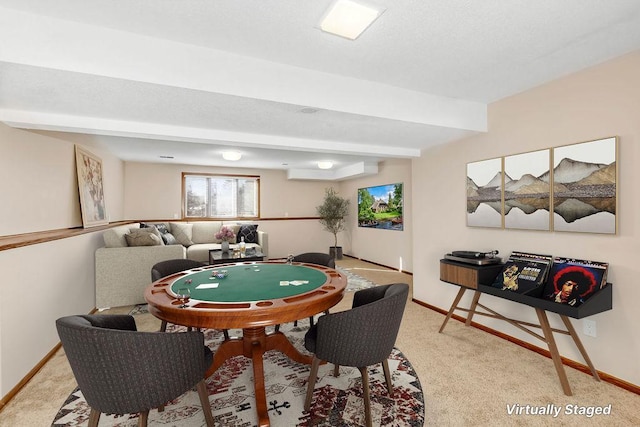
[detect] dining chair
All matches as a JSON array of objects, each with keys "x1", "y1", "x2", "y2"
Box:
[
  {"x1": 56, "y1": 314, "x2": 214, "y2": 427},
  {"x1": 292, "y1": 252, "x2": 335, "y2": 327},
  {"x1": 303, "y1": 283, "x2": 409, "y2": 427},
  {"x1": 151, "y1": 259, "x2": 205, "y2": 332}
]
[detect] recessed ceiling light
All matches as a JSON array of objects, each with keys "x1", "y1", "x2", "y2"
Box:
[
  {"x1": 222, "y1": 151, "x2": 242, "y2": 161},
  {"x1": 159, "y1": 155, "x2": 174, "y2": 159},
  {"x1": 319, "y1": 0, "x2": 384, "y2": 40},
  {"x1": 300, "y1": 107, "x2": 319, "y2": 114},
  {"x1": 317, "y1": 161, "x2": 334, "y2": 170}
]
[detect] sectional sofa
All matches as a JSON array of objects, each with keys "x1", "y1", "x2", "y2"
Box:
[{"x1": 95, "y1": 221, "x2": 268, "y2": 308}]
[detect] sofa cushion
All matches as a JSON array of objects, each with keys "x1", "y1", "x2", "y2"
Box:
[
  {"x1": 143, "y1": 222, "x2": 179, "y2": 245},
  {"x1": 138, "y1": 224, "x2": 165, "y2": 245},
  {"x1": 103, "y1": 224, "x2": 140, "y2": 248},
  {"x1": 125, "y1": 230, "x2": 163, "y2": 246},
  {"x1": 238, "y1": 224, "x2": 259, "y2": 244},
  {"x1": 170, "y1": 222, "x2": 194, "y2": 247},
  {"x1": 191, "y1": 221, "x2": 223, "y2": 244}
]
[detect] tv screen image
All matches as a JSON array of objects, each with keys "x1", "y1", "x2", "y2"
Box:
[{"x1": 358, "y1": 183, "x2": 403, "y2": 230}]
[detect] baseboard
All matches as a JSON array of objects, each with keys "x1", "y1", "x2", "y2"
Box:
[
  {"x1": 413, "y1": 298, "x2": 640, "y2": 396},
  {"x1": 343, "y1": 254, "x2": 413, "y2": 275}
]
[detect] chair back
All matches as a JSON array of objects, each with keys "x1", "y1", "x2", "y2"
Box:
[
  {"x1": 151, "y1": 259, "x2": 204, "y2": 281},
  {"x1": 56, "y1": 314, "x2": 210, "y2": 415},
  {"x1": 293, "y1": 252, "x2": 336, "y2": 268},
  {"x1": 310, "y1": 283, "x2": 409, "y2": 368}
]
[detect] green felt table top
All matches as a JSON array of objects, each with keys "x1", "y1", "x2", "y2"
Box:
[{"x1": 170, "y1": 263, "x2": 328, "y2": 302}]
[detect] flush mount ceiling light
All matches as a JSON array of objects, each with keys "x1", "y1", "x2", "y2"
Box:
[
  {"x1": 222, "y1": 151, "x2": 242, "y2": 161},
  {"x1": 319, "y1": 0, "x2": 384, "y2": 40},
  {"x1": 317, "y1": 161, "x2": 334, "y2": 169}
]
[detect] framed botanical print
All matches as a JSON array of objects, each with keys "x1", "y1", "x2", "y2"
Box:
[{"x1": 75, "y1": 145, "x2": 108, "y2": 227}]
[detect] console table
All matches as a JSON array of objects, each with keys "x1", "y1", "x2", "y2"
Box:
[{"x1": 438, "y1": 259, "x2": 612, "y2": 396}]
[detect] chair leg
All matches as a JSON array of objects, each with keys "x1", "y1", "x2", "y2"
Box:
[
  {"x1": 223, "y1": 329, "x2": 230, "y2": 340},
  {"x1": 333, "y1": 363, "x2": 340, "y2": 376},
  {"x1": 137, "y1": 410, "x2": 149, "y2": 427},
  {"x1": 88, "y1": 408, "x2": 101, "y2": 427},
  {"x1": 358, "y1": 367, "x2": 373, "y2": 427},
  {"x1": 304, "y1": 356, "x2": 321, "y2": 411},
  {"x1": 382, "y1": 358, "x2": 393, "y2": 394},
  {"x1": 196, "y1": 379, "x2": 215, "y2": 427},
  {"x1": 159, "y1": 320, "x2": 167, "y2": 332}
]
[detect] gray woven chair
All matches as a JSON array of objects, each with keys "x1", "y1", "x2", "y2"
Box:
[
  {"x1": 303, "y1": 283, "x2": 409, "y2": 427},
  {"x1": 151, "y1": 259, "x2": 205, "y2": 332},
  {"x1": 291, "y1": 252, "x2": 335, "y2": 328},
  {"x1": 292, "y1": 252, "x2": 336, "y2": 269},
  {"x1": 56, "y1": 314, "x2": 214, "y2": 427}
]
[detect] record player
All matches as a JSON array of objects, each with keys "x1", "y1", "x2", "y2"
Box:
[{"x1": 444, "y1": 250, "x2": 501, "y2": 265}]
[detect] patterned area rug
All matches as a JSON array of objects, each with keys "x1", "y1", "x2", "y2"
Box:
[{"x1": 52, "y1": 320, "x2": 424, "y2": 426}]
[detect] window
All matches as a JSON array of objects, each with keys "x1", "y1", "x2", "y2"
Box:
[{"x1": 183, "y1": 173, "x2": 260, "y2": 219}]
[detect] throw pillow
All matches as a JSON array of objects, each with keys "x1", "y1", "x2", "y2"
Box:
[
  {"x1": 138, "y1": 224, "x2": 165, "y2": 245},
  {"x1": 154, "y1": 223, "x2": 171, "y2": 235},
  {"x1": 125, "y1": 230, "x2": 162, "y2": 247},
  {"x1": 238, "y1": 224, "x2": 259, "y2": 244},
  {"x1": 162, "y1": 232, "x2": 178, "y2": 245},
  {"x1": 170, "y1": 222, "x2": 194, "y2": 247}
]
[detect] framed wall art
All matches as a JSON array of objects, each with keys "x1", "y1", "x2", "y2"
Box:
[
  {"x1": 357, "y1": 183, "x2": 403, "y2": 231},
  {"x1": 552, "y1": 137, "x2": 617, "y2": 234},
  {"x1": 75, "y1": 145, "x2": 108, "y2": 228},
  {"x1": 503, "y1": 149, "x2": 551, "y2": 231},
  {"x1": 466, "y1": 158, "x2": 503, "y2": 228}
]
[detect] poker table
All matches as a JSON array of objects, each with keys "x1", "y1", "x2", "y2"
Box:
[{"x1": 144, "y1": 260, "x2": 346, "y2": 427}]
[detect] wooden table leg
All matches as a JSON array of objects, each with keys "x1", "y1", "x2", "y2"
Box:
[
  {"x1": 439, "y1": 287, "x2": 467, "y2": 333},
  {"x1": 466, "y1": 291, "x2": 481, "y2": 326},
  {"x1": 535, "y1": 308, "x2": 572, "y2": 396},
  {"x1": 560, "y1": 315, "x2": 601, "y2": 381},
  {"x1": 205, "y1": 326, "x2": 314, "y2": 426}
]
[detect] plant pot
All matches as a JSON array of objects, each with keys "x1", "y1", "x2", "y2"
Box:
[{"x1": 329, "y1": 246, "x2": 343, "y2": 260}]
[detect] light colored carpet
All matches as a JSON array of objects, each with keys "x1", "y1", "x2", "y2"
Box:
[{"x1": 1, "y1": 257, "x2": 638, "y2": 426}]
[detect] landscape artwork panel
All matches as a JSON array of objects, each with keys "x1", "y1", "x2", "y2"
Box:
[
  {"x1": 357, "y1": 183, "x2": 403, "y2": 231},
  {"x1": 503, "y1": 149, "x2": 551, "y2": 231},
  {"x1": 466, "y1": 158, "x2": 502, "y2": 228},
  {"x1": 552, "y1": 137, "x2": 617, "y2": 234}
]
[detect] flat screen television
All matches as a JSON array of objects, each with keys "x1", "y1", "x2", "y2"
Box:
[{"x1": 358, "y1": 183, "x2": 403, "y2": 231}]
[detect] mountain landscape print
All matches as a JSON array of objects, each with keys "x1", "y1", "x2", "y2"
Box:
[
  {"x1": 552, "y1": 137, "x2": 617, "y2": 234},
  {"x1": 503, "y1": 149, "x2": 551, "y2": 230},
  {"x1": 467, "y1": 157, "x2": 502, "y2": 228}
]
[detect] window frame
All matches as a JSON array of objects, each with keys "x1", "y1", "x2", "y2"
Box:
[{"x1": 182, "y1": 172, "x2": 261, "y2": 220}]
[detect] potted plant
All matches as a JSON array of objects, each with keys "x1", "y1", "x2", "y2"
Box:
[{"x1": 317, "y1": 187, "x2": 350, "y2": 259}]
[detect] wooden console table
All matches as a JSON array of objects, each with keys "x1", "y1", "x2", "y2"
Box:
[{"x1": 438, "y1": 259, "x2": 612, "y2": 396}]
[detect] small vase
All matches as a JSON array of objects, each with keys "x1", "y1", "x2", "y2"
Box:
[{"x1": 221, "y1": 240, "x2": 230, "y2": 253}]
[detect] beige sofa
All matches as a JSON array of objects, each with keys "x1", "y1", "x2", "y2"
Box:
[{"x1": 95, "y1": 221, "x2": 268, "y2": 308}]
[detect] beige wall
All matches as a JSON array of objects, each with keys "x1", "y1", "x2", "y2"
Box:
[
  {"x1": 0, "y1": 126, "x2": 124, "y2": 234},
  {"x1": 339, "y1": 159, "x2": 413, "y2": 271},
  {"x1": 412, "y1": 51, "x2": 640, "y2": 387},
  {"x1": 123, "y1": 162, "x2": 340, "y2": 258},
  {"x1": 0, "y1": 125, "x2": 124, "y2": 396}
]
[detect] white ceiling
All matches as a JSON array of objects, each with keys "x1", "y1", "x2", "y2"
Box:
[{"x1": 2, "y1": 0, "x2": 640, "y2": 180}]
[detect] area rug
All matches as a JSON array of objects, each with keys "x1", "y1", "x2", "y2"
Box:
[{"x1": 52, "y1": 320, "x2": 424, "y2": 427}]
